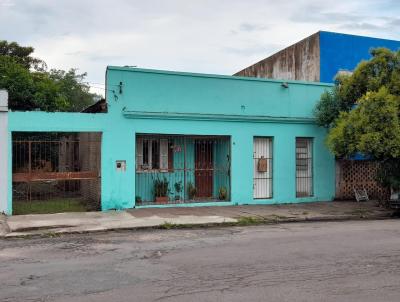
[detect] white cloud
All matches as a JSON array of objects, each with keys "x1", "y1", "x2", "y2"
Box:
[{"x1": 0, "y1": 0, "x2": 399, "y2": 95}]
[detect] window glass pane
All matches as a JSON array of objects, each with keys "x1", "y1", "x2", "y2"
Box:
[
  {"x1": 143, "y1": 140, "x2": 149, "y2": 166},
  {"x1": 159, "y1": 139, "x2": 169, "y2": 171},
  {"x1": 168, "y1": 141, "x2": 174, "y2": 170},
  {"x1": 152, "y1": 140, "x2": 160, "y2": 169}
]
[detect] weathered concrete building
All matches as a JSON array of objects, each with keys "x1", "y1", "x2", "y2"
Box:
[{"x1": 235, "y1": 31, "x2": 400, "y2": 83}]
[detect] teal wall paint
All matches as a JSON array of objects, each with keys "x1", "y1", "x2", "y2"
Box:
[
  {"x1": 111, "y1": 67, "x2": 330, "y2": 119},
  {"x1": 106, "y1": 67, "x2": 335, "y2": 207},
  {"x1": 6, "y1": 67, "x2": 335, "y2": 214}
]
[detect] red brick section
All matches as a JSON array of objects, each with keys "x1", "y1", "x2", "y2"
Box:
[{"x1": 336, "y1": 160, "x2": 390, "y2": 200}]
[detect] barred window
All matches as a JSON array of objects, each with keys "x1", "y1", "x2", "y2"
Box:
[
  {"x1": 296, "y1": 138, "x2": 313, "y2": 197},
  {"x1": 253, "y1": 137, "x2": 273, "y2": 199},
  {"x1": 136, "y1": 138, "x2": 171, "y2": 171}
]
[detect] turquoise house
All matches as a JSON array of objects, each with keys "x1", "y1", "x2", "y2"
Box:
[{"x1": 4, "y1": 67, "x2": 335, "y2": 215}]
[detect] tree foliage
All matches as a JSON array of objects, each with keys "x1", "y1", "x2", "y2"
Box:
[
  {"x1": 326, "y1": 87, "x2": 400, "y2": 159},
  {"x1": 0, "y1": 40, "x2": 46, "y2": 71},
  {"x1": 314, "y1": 48, "x2": 400, "y2": 190},
  {"x1": 314, "y1": 48, "x2": 400, "y2": 128},
  {"x1": 0, "y1": 40, "x2": 99, "y2": 111}
]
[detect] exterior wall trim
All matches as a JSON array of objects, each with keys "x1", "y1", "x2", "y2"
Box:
[
  {"x1": 0, "y1": 90, "x2": 8, "y2": 214},
  {"x1": 123, "y1": 110, "x2": 316, "y2": 124},
  {"x1": 107, "y1": 66, "x2": 334, "y2": 87}
]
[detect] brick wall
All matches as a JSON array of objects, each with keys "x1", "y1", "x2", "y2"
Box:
[{"x1": 336, "y1": 160, "x2": 390, "y2": 200}]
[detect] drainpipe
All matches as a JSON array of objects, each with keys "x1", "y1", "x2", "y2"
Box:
[{"x1": 0, "y1": 90, "x2": 8, "y2": 214}]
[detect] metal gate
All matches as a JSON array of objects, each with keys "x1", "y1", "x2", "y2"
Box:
[
  {"x1": 12, "y1": 132, "x2": 101, "y2": 214},
  {"x1": 135, "y1": 134, "x2": 231, "y2": 205}
]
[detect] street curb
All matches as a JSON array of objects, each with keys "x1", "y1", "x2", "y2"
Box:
[
  {"x1": 1, "y1": 213, "x2": 396, "y2": 239},
  {"x1": 0, "y1": 214, "x2": 10, "y2": 237}
]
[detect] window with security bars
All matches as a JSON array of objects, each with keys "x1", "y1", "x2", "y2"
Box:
[
  {"x1": 296, "y1": 138, "x2": 313, "y2": 197},
  {"x1": 253, "y1": 137, "x2": 273, "y2": 199},
  {"x1": 136, "y1": 138, "x2": 174, "y2": 172}
]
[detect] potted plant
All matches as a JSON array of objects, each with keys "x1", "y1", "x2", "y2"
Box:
[
  {"x1": 187, "y1": 182, "x2": 197, "y2": 200},
  {"x1": 135, "y1": 195, "x2": 142, "y2": 204},
  {"x1": 174, "y1": 181, "x2": 183, "y2": 202},
  {"x1": 154, "y1": 177, "x2": 169, "y2": 204},
  {"x1": 218, "y1": 186, "x2": 228, "y2": 200}
]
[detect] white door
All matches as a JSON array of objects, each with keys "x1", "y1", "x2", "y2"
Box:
[{"x1": 253, "y1": 137, "x2": 272, "y2": 198}]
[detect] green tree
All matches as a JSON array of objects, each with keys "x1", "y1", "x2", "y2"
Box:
[
  {"x1": 314, "y1": 48, "x2": 400, "y2": 128},
  {"x1": 0, "y1": 40, "x2": 99, "y2": 111},
  {"x1": 0, "y1": 56, "x2": 36, "y2": 110},
  {"x1": 0, "y1": 40, "x2": 46, "y2": 71},
  {"x1": 326, "y1": 87, "x2": 400, "y2": 159},
  {"x1": 48, "y1": 69, "x2": 97, "y2": 112},
  {"x1": 314, "y1": 48, "x2": 400, "y2": 191}
]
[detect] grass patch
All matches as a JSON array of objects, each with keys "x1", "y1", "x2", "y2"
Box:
[
  {"x1": 13, "y1": 198, "x2": 88, "y2": 215},
  {"x1": 236, "y1": 216, "x2": 266, "y2": 226},
  {"x1": 268, "y1": 214, "x2": 290, "y2": 220},
  {"x1": 347, "y1": 208, "x2": 372, "y2": 217},
  {"x1": 156, "y1": 217, "x2": 271, "y2": 230},
  {"x1": 159, "y1": 221, "x2": 179, "y2": 229}
]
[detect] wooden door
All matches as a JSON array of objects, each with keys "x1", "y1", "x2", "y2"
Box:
[{"x1": 195, "y1": 140, "x2": 213, "y2": 198}]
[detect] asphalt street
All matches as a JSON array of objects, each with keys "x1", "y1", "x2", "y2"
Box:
[{"x1": 1, "y1": 219, "x2": 400, "y2": 302}]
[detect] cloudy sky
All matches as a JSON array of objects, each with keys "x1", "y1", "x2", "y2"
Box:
[{"x1": 0, "y1": 0, "x2": 399, "y2": 95}]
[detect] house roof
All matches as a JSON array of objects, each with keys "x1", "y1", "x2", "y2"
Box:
[
  {"x1": 81, "y1": 98, "x2": 107, "y2": 113},
  {"x1": 106, "y1": 66, "x2": 333, "y2": 87}
]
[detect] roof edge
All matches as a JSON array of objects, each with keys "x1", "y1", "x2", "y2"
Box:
[
  {"x1": 319, "y1": 30, "x2": 400, "y2": 43},
  {"x1": 106, "y1": 66, "x2": 333, "y2": 87}
]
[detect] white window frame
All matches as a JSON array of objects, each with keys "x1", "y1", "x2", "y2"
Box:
[{"x1": 136, "y1": 137, "x2": 170, "y2": 172}]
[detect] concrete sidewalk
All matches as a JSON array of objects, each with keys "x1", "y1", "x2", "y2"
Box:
[{"x1": 0, "y1": 201, "x2": 394, "y2": 238}]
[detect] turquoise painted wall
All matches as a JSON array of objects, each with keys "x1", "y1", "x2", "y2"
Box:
[
  {"x1": 6, "y1": 67, "x2": 335, "y2": 214},
  {"x1": 111, "y1": 67, "x2": 331, "y2": 119}
]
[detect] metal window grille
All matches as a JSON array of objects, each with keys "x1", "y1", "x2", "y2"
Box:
[
  {"x1": 296, "y1": 137, "x2": 313, "y2": 197},
  {"x1": 253, "y1": 137, "x2": 273, "y2": 199},
  {"x1": 135, "y1": 134, "x2": 231, "y2": 205}
]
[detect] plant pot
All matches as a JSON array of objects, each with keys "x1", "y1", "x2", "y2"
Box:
[{"x1": 155, "y1": 196, "x2": 168, "y2": 204}]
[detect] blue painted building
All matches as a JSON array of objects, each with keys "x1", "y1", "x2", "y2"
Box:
[
  {"x1": 235, "y1": 31, "x2": 400, "y2": 83},
  {"x1": 2, "y1": 68, "x2": 335, "y2": 214},
  {"x1": 319, "y1": 31, "x2": 400, "y2": 83}
]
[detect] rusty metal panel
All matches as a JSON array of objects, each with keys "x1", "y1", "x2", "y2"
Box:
[{"x1": 13, "y1": 171, "x2": 98, "y2": 182}]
